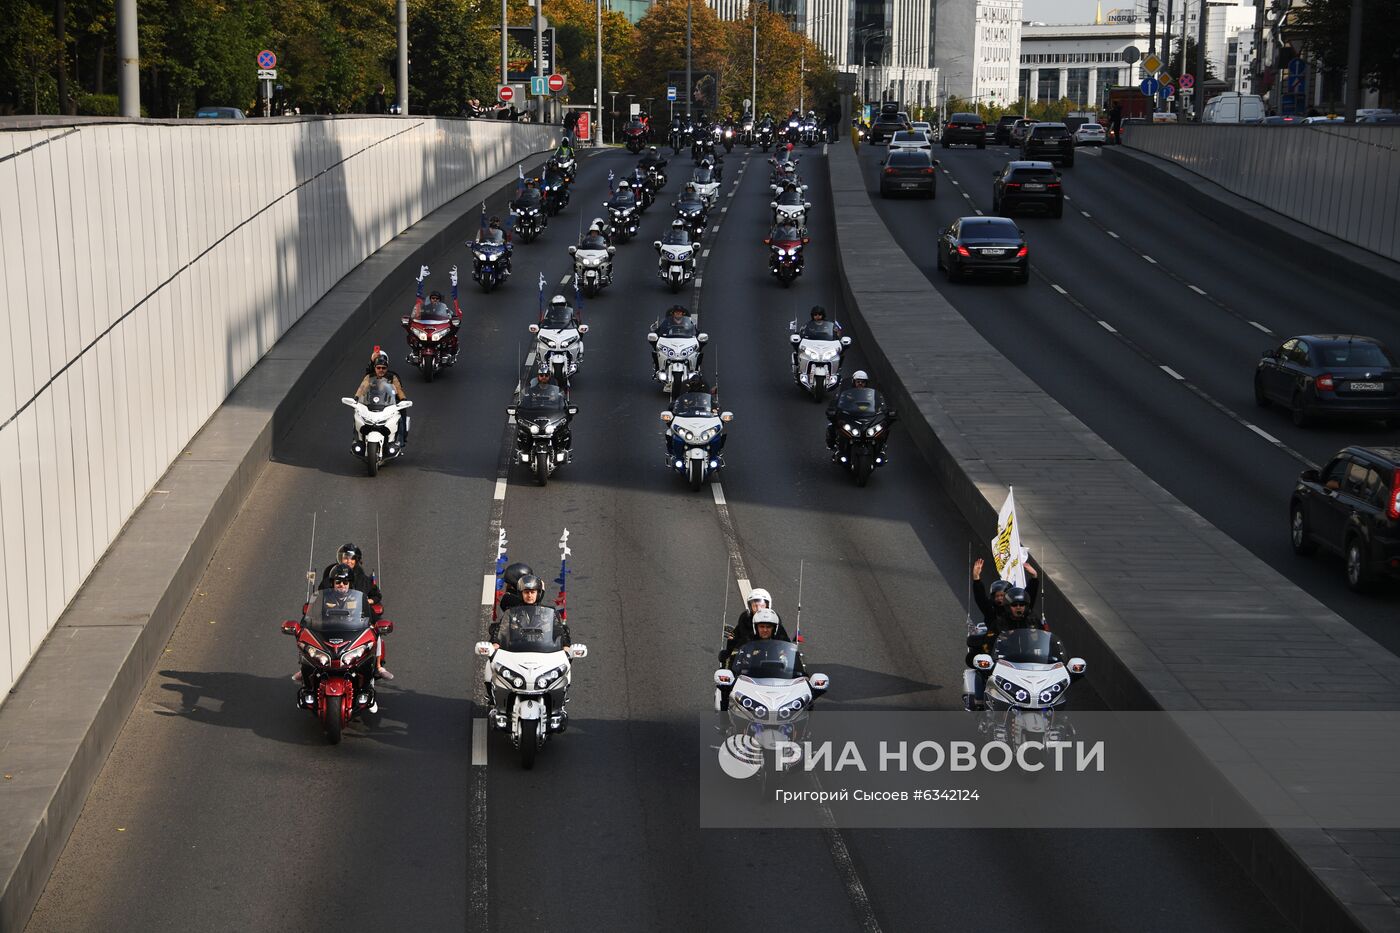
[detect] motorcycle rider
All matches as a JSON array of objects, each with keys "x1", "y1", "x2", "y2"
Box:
[
  {"x1": 475, "y1": 215, "x2": 514, "y2": 277},
  {"x1": 824, "y1": 370, "x2": 897, "y2": 452},
  {"x1": 316, "y1": 555, "x2": 394, "y2": 681},
  {"x1": 649, "y1": 304, "x2": 703, "y2": 374},
  {"x1": 971, "y1": 557, "x2": 1039, "y2": 627},
  {"x1": 354, "y1": 347, "x2": 410, "y2": 448},
  {"x1": 719, "y1": 588, "x2": 792, "y2": 663},
  {"x1": 579, "y1": 222, "x2": 611, "y2": 251},
  {"x1": 409, "y1": 264, "x2": 463, "y2": 361},
  {"x1": 520, "y1": 363, "x2": 576, "y2": 448},
  {"x1": 657, "y1": 218, "x2": 692, "y2": 249},
  {"x1": 497, "y1": 561, "x2": 536, "y2": 614},
  {"x1": 554, "y1": 135, "x2": 575, "y2": 161},
  {"x1": 638, "y1": 145, "x2": 667, "y2": 174},
  {"x1": 767, "y1": 219, "x2": 806, "y2": 274},
  {"x1": 698, "y1": 153, "x2": 723, "y2": 183},
  {"x1": 294, "y1": 564, "x2": 392, "y2": 694},
  {"x1": 484, "y1": 574, "x2": 574, "y2": 709},
  {"x1": 717, "y1": 609, "x2": 804, "y2": 710},
  {"x1": 790, "y1": 304, "x2": 844, "y2": 371}
]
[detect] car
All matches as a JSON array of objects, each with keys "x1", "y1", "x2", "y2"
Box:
[
  {"x1": 879, "y1": 149, "x2": 938, "y2": 198},
  {"x1": 992, "y1": 161, "x2": 1063, "y2": 217},
  {"x1": 869, "y1": 112, "x2": 911, "y2": 144},
  {"x1": 911, "y1": 121, "x2": 934, "y2": 140},
  {"x1": 935, "y1": 216, "x2": 1028, "y2": 284},
  {"x1": 1291, "y1": 447, "x2": 1400, "y2": 591},
  {"x1": 1263, "y1": 115, "x2": 1305, "y2": 125},
  {"x1": 994, "y1": 115, "x2": 1021, "y2": 145},
  {"x1": 941, "y1": 112, "x2": 986, "y2": 148},
  {"x1": 1021, "y1": 122, "x2": 1074, "y2": 166},
  {"x1": 1074, "y1": 123, "x2": 1107, "y2": 145},
  {"x1": 1009, "y1": 119, "x2": 1036, "y2": 147},
  {"x1": 1302, "y1": 115, "x2": 1346, "y2": 124},
  {"x1": 194, "y1": 107, "x2": 246, "y2": 119},
  {"x1": 888, "y1": 130, "x2": 933, "y2": 154},
  {"x1": 1201, "y1": 92, "x2": 1265, "y2": 124},
  {"x1": 1357, "y1": 114, "x2": 1400, "y2": 124},
  {"x1": 1254, "y1": 335, "x2": 1400, "y2": 427}
]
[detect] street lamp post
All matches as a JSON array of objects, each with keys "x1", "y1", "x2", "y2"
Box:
[
  {"x1": 857, "y1": 28, "x2": 889, "y2": 104},
  {"x1": 685, "y1": 0, "x2": 693, "y2": 119},
  {"x1": 751, "y1": 0, "x2": 758, "y2": 116},
  {"x1": 596, "y1": 0, "x2": 603, "y2": 145},
  {"x1": 609, "y1": 90, "x2": 619, "y2": 142}
]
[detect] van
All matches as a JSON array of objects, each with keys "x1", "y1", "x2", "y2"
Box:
[{"x1": 1201, "y1": 92, "x2": 1266, "y2": 124}]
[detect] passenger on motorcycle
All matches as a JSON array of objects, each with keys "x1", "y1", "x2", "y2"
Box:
[
  {"x1": 355, "y1": 348, "x2": 408, "y2": 402},
  {"x1": 717, "y1": 609, "x2": 804, "y2": 710},
  {"x1": 295, "y1": 564, "x2": 393, "y2": 688},
  {"x1": 498, "y1": 561, "x2": 535, "y2": 613},
  {"x1": 638, "y1": 146, "x2": 667, "y2": 172},
  {"x1": 579, "y1": 224, "x2": 611, "y2": 251},
  {"x1": 488, "y1": 574, "x2": 572, "y2": 647},
  {"x1": 720, "y1": 588, "x2": 793, "y2": 662},
  {"x1": 475, "y1": 215, "x2": 515, "y2": 275},
  {"x1": 971, "y1": 557, "x2": 1039, "y2": 628}
]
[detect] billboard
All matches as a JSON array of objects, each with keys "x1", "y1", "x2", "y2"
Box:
[
  {"x1": 503, "y1": 27, "x2": 556, "y2": 82},
  {"x1": 667, "y1": 71, "x2": 719, "y2": 115}
]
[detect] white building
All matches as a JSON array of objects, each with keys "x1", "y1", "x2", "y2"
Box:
[
  {"x1": 933, "y1": 0, "x2": 1024, "y2": 107},
  {"x1": 1227, "y1": 27, "x2": 1254, "y2": 92},
  {"x1": 1018, "y1": 20, "x2": 1155, "y2": 107}
]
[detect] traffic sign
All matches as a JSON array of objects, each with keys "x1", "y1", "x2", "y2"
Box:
[
  {"x1": 666, "y1": 86, "x2": 677, "y2": 102},
  {"x1": 547, "y1": 73, "x2": 566, "y2": 93},
  {"x1": 1160, "y1": 84, "x2": 1174, "y2": 99},
  {"x1": 1180, "y1": 73, "x2": 1195, "y2": 90},
  {"x1": 1140, "y1": 77, "x2": 1160, "y2": 97},
  {"x1": 1288, "y1": 58, "x2": 1306, "y2": 76},
  {"x1": 257, "y1": 50, "x2": 277, "y2": 69},
  {"x1": 498, "y1": 84, "x2": 515, "y2": 102},
  {"x1": 1142, "y1": 54, "x2": 1162, "y2": 75},
  {"x1": 530, "y1": 76, "x2": 546, "y2": 95},
  {"x1": 257, "y1": 69, "x2": 277, "y2": 80},
  {"x1": 1159, "y1": 74, "x2": 1174, "y2": 87},
  {"x1": 1122, "y1": 46, "x2": 1140, "y2": 65}
]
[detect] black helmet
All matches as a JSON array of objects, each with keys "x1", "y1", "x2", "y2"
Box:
[
  {"x1": 328, "y1": 563, "x2": 354, "y2": 585},
  {"x1": 668, "y1": 304, "x2": 688, "y2": 316},
  {"x1": 489, "y1": 215, "x2": 502, "y2": 227},
  {"x1": 503, "y1": 562, "x2": 534, "y2": 591},
  {"x1": 988, "y1": 579, "x2": 1011, "y2": 600},
  {"x1": 810, "y1": 305, "x2": 827, "y2": 319},
  {"x1": 517, "y1": 574, "x2": 544, "y2": 597},
  {"x1": 429, "y1": 290, "x2": 444, "y2": 302},
  {"x1": 337, "y1": 543, "x2": 362, "y2": 564},
  {"x1": 1006, "y1": 586, "x2": 1030, "y2": 613},
  {"x1": 685, "y1": 372, "x2": 708, "y2": 392}
]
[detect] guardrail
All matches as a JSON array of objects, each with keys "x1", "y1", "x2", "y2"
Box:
[{"x1": 1125, "y1": 124, "x2": 1400, "y2": 263}]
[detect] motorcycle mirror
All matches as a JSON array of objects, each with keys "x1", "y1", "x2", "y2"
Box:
[
  {"x1": 840, "y1": 336, "x2": 852, "y2": 347},
  {"x1": 698, "y1": 332, "x2": 709, "y2": 343},
  {"x1": 714, "y1": 669, "x2": 734, "y2": 686},
  {"x1": 570, "y1": 644, "x2": 589, "y2": 659},
  {"x1": 567, "y1": 245, "x2": 577, "y2": 255},
  {"x1": 567, "y1": 406, "x2": 579, "y2": 416},
  {"x1": 790, "y1": 334, "x2": 801, "y2": 344},
  {"x1": 808, "y1": 672, "x2": 830, "y2": 691},
  {"x1": 720, "y1": 411, "x2": 734, "y2": 423},
  {"x1": 653, "y1": 240, "x2": 662, "y2": 249},
  {"x1": 763, "y1": 238, "x2": 772, "y2": 245},
  {"x1": 528, "y1": 324, "x2": 540, "y2": 334},
  {"x1": 804, "y1": 202, "x2": 811, "y2": 210},
  {"x1": 374, "y1": 619, "x2": 395, "y2": 636},
  {"x1": 340, "y1": 397, "x2": 357, "y2": 406},
  {"x1": 474, "y1": 641, "x2": 494, "y2": 657},
  {"x1": 1069, "y1": 657, "x2": 1087, "y2": 674},
  {"x1": 660, "y1": 411, "x2": 674, "y2": 423},
  {"x1": 974, "y1": 653, "x2": 994, "y2": 670},
  {"x1": 802, "y1": 238, "x2": 810, "y2": 245},
  {"x1": 769, "y1": 202, "x2": 778, "y2": 210},
  {"x1": 647, "y1": 332, "x2": 659, "y2": 343},
  {"x1": 578, "y1": 324, "x2": 590, "y2": 334},
  {"x1": 607, "y1": 246, "x2": 616, "y2": 255},
  {"x1": 397, "y1": 399, "x2": 414, "y2": 409},
  {"x1": 281, "y1": 620, "x2": 301, "y2": 636}
]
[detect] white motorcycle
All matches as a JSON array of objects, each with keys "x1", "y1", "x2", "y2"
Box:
[
  {"x1": 714, "y1": 641, "x2": 829, "y2": 786},
  {"x1": 691, "y1": 167, "x2": 721, "y2": 207},
  {"x1": 789, "y1": 320, "x2": 850, "y2": 402},
  {"x1": 770, "y1": 187, "x2": 811, "y2": 228},
  {"x1": 340, "y1": 377, "x2": 413, "y2": 477},
  {"x1": 649, "y1": 323, "x2": 708, "y2": 399},
  {"x1": 530, "y1": 311, "x2": 589, "y2": 388},
  {"x1": 476, "y1": 605, "x2": 587, "y2": 769},
  {"x1": 568, "y1": 243, "x2": 615, "y2": 298},
  {"x1": 654, "y1": 239, "x2": 696, "y2": 293},
  {"x1": 661, "y1": 393, "x2": 732, "y2": 491},
  {"x1": 968, "y1": 628, "x2": 1086, "y2": 751}
]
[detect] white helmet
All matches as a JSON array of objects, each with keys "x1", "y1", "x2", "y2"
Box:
[
  {"x1": 550, "y1": 294, "x2": 568, "y2": 309},
  {"x1": 851, "y1": 370, "x2": 869, "y2": 382},
  {"x1": 591, "y1": 217, "x2": 606, "y2": 229},
  {"x1": 747, "y1": 587, "x2": 772, "y2": 608},
  {"x1": 752, "y1": 608, "x2": 780, "y2": 629},
  {"x1": 618, "y1": 179, "x2": 632, "y2": 190}
]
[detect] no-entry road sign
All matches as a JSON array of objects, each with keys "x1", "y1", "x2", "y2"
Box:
[
  {"x1": 547, "y1": 74, "x2": 566, "y2": 93},
  {"x1": 498, "y1": 84, "x2": 515, "y2": 102}
]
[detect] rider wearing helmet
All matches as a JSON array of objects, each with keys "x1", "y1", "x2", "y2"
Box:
[
  {"x1": 487, "y1": 573, "x2": 572, "y2": 646},
  {"x1": 720, "y1": 587, "x2": 793, "y2": 662},
  {"x1": 319, "y1": 544, "x2": 383, "y2": 609},
  {"x1": 409, "y1": 264, "x2": 463, "y2": 360},
  {"x1": 659, "y1": 217, "x2": 692, "y2": 248},
  {"x1": 638, "y1": 145, "x2": 667, "y2": 173},
  {"x1": 355, "y1": 346, "x2": 408, "y2": 402},
  {"x1": 498, "y1": 561, "x2": 536, "y2": 613},
  {"x1": 971, "y1": 557, "x2": 1039, "y2": 628},
  {"x1": 824, "y1": 370, "x2": 896, "y2": 452},
  {"x1": 791, "y1": 305, "x2": 845, "y2": 371},
  {"x1": 716, "y1": 607, "x2": 805, "y2": 709}
]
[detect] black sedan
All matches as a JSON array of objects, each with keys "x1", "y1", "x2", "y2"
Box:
[
  {"x1": 879, "y1": 150, "x2": 938, "y2": 198},
  {"x1": 1291, "y1": 446, "x2": 1400, "y2": 591},
  {"x1": 1254, "y1": 334, "x2": 1400, "y2": 427},
  {"x1": 992, "y1": 161, "x2": 1063, "y2": 217},
  {"x1": 936, "y1": 217, "x2": 1028, "y2": 284},
  {"x1": 941, "y1": 112, "x2": 987, "y2": 148}
]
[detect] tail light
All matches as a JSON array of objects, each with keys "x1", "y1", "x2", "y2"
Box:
[
  {"x1": 1005, "y1": 182, "x2": 1021, "y2": 189},
  {"x1": 1316, "y1": 374, "x2": 1335, "y2": 391},
  {"x1": 1016, "y1": 246, "x2": 1028, "y2": 258},
  {"x1": 1047, "y1": 182, "x2": 1061, "y2": 188},
  {"x1": 1389, "y1": 470, "x2": 1400, "y2": 521},
  {"x1": 956, "y1": 245, "x2": 971, "y2": 257},
  {"x1": 975, "y1": 123, "x2": 986, "y2": 130},
  {"x1": 883, "y1": 167, "x2": 897, "y2": 175},
  {"x1": 922, "y1": 167, "x2": 936, "y2": 174}
]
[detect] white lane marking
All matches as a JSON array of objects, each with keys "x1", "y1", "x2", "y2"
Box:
[
  {"x1": 703, "y1": 249, "x2": 711, "y2": 258},
  {"x1": 1081, "y1": 211, "x2": 1091, "y2": 218},
  {"x1": 736, "y1": 577, "x2": 752, "y2": 600},
  {"x1": 1051, "y1": 284, "x2": 1067, "y2": 295},
  {"x1": 962, "y1": 192, "x2": 972, "y2": 199},
  {"x1": 1249, "y1": 320, "x2": 1273, "y2": 334},
  {"x1": 525, "y1": 351, "x2": 536, "y2": 368},
  {"x1": 472, "y1": 719, "x2": 488, "y2": 765},
  {"x1": 1161, "y1": 365, "x2": 1184, "y2": 381},
  {"x1": 493, "y1": 478, "x2": 507, "y2": 500},
  {"x1": 722, "y1": 206, "x2": 729, "y2": 213},
  {"x1": 711, "y1": 482, "x2": 727, "y2": 505},
  {"x1": 1098, "y1": 320, "x2": 1117, "y2": 333},
  {"x1": 1063, "y1": 195, "x2": 1072, "y2": 202},
  {"x1": 1142, "y1": 255, "x2": 1157, "y2": 264},
  {"x1": 1188, "y1": 284, "x2": 1207, "y2": 295},
  {"x1": 974, "y1": 209, "x2": 984, "y2": 215},
  {"x1": 1107, "y1": 231, "x2": 1119, "y2": 238},
  {"x1": 559, "y1": 274, "x2": 572, "y2": 285},
  {"x1": 711, "y1": 225, "x2": 719, "y2": 233},
  {"x1": 695, "y1": 277, "x2": 703, "y2": 288},
  {"x1": 1246, "y1": 423, "x2": 1280, "y2": 444},
  {"x1": 481, "y1": 573, "x2": 496, "y2": 606},
  {"x1": 951, "y1": 179, "x2": 960, "y2": 185}
]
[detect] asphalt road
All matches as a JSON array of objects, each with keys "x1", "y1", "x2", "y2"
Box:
[
  {"x1": 25, "y1": 142, "x2": 1284, "y2": 933},
  {"x1": 860, "y1": 135, "x2": 1400, "y2": 656}
]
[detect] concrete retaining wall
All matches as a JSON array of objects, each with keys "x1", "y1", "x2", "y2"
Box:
[
  {"x1": 1125, "y1": 124, "x2": 1400, "y2": 263},
  {"x1": 0, "y1": 117, "x2": 556, "y2": 699}
]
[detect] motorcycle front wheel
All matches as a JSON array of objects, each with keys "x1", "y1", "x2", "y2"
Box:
[
  {"x1": 687, "y1": 459, "x2": 705, "y2": 491},
  {"x1": 422, "y1": 357, "x2": 436, "y2": 383},
  {"x1": 669, "y1": 278, "x2": 682, "y2": 294},
  {"x1": 366, "y1": 441, "x2": 380, "y2": 477},
  {"x1": 534, "y1": 449, "x2": 550, "y2": 487},
  {"x1": 325, "y1": 698, "x2": 344, "y2": 745},
  {"x1": 520, "y1": 718, "x2": 539, "y2": 769},
  {"x1": 811, "y1": 380, "x2": 825, "y2": 404},
  {"x1": 852, "y1": 447, "x2": 873, "y2": 487}
]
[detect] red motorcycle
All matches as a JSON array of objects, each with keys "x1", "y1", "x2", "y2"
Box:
[
  {"x1": 765, "y1": 229, "x2": 809, "y2": 288},
  {"x1": 401, "y1": 311, "x2": 459, "y2": 383},
  {"x1": 282, "y1": 602, "x2": 394, "y2": 745}
]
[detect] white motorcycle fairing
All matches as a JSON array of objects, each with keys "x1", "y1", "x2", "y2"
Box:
[
  {"x1": 534, "y1": 326, "x2": 584, "y2": 374},
  {"x1": 655, "y1": 336, "x2": 700, "y2": 388},
  {"x1": 795, "y1": 338, "x2": 843, "y2": 390}
]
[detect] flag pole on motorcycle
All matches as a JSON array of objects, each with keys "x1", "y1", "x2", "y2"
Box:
[
  {"x1": 554, "y1": 529, "x2": 571, "y2": 621},
  {"x1": 537, "y1": 272, "x2": 546, "y2": 320},
  {"x1": 794, "y1": 559, "x2": 805, "y2": 644},
  {"x1": 492, "y1": 527, "x2": 508, "y2": 621},
  {"x1": 607, "y1": 169, "x2": 615, "y2": 195},
  {"x1": 516, "y1": 163, "x2": 526, "y2": 198},
  {"x1": 301, "y1": 512, "x2": 318, "y2": 621}
]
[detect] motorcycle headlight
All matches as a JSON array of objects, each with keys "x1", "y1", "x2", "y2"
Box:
[
  {"x1": 535, "y1": 664, "x2": 567, "y2": 689},
  {"x1": 493, "y1": 663, "x2": 526, "y2": 689},
  {"x1": 818, "y1": 348, "x2": 838, "y2": 361},
  {"x1": 994, "y1": 676, "x2": 1031, "y2": 703},
  {"x1": 843, "y1": 422, "x2": 860, "y2": 435},
  {"x1": 544, "y1": 422, "x2": 558, "y2": 435},
  {"x1": 302, "y1": 645, "x2": 330, "y2": 666},
  {"x1": 474, "y1": 251, "x2": 489, "y2": 261},
  {"x1": 559, "y1": 335, "x2": 577, "y2": 347},
  {"x1": 675, "y1": 250, "x2": 692, "y2": 261},
  {"x1": 697, "y1": 427, "x2": 718, "y2": 442},
  {"x1": 681, "y1": 429, "x2": 695, "y2": 441},
  {"x1": 776, "y1": 248, "x2": 788, "y2": 257},
  {"x1": 412, "y1": 328, "x2": 429, "y2": 340},
  {"x1": 341, "y1": 644, "x2": 370, "y2": 665},
  {"x1": 866, "y1": 424, "x2": 883, "y2": 437},
  {"x1": 529, "y1": 423, "x2": 541, "y2": 435},
  {"x1": 430, "y1": 330, "x2": 445, "y2": 341},
  {"x1": 582, "y1": 257, "x2": 602, "y2": 267}
]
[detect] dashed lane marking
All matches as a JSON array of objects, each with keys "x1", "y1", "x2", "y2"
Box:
[
  {"x1": 703, "y1": 249, "x2": 711, "y2": 258},
  {"x1": 559, "y1": 274, "x2": 572, "y2": 285},
  {"x1": 951, "y1": 179, "x2": 960, "y2": 185},
  {"x1": 1249, "y1": 320, "x2": 1273, "y2": 334},
  {"x1": 481, "y1": 573, "x2": 496, "y2": 606},
  {"x1": 1161, "y1": 365, "x2": 1184, "y2": 381},
  {"x1": 1081, "y1": 211, "x2": 1091, "y2": 218},
  {"x1": 974, "y1": 209, "x2": 984, "y2": 215},
  {"x1": 493, "y1": 478, "x2": 507, "y2": 500},
  {"x1": 1098, "y1": 320, "x2": 1117, "y2": 333},
  {"x1": 695, "y1": 277, "x2": 703, "y2": 288},
  {"x1": 1050, "y1": 284, "x2": 1067, "y2": 294},
  {"x1": 1188, "y1": 284, "x2": 1207, "y2": 295},
  {"x1": 1143, "y1": 255, "x2": 1157, "y2": 264},
  {"x1": 711, "y1": 483, "x2": 727, "y2": 506},
  {"x1": 711, "y1": 225, "x2": 719, "y2": 233},
  {"x1": 472, "y1": 719, "x2": 488, "y2": 765},
  {"x1": 1107, "y1": 231, "x2": 1119, "y2": 238},
  {"x1": 1246, "y1": 423, "x2": 1280, "y2": 445}
]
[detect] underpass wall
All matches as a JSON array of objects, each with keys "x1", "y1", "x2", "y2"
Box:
[
  {"x1": 1125, "y1": 124, "x2": 1400, "y2": 263},
  {"x1": 0, "y1": 117, "x2": 556, "y2": 699}
]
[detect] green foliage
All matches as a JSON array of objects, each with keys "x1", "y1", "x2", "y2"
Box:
[
  {"x1": 409, "y1": 0, "x2": 497, "y2": 115},
  {"x1": 76, "y1": 92, "x2": 119, "y2": 115},
  {"x1": 1291, "y1": 0, "x2": 1400, "y2": 96},
  {"x1": 1164, "y1": 36, "x2": 1216, "y2": 84}
]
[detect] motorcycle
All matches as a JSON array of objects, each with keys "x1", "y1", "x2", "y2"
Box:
[
  {"x1": 511, "y1": 200, "x2": 547, "y2": 243},
  {"x1": 401, "y1": 310, "x2": 458, "y2": 382},
  {"x1": 766, "y1": 230, "x2": 808, "y2": 288},
  {"x1": 757, "y1": 122, "x2": 775, "y2": 151},
  {"x1": 691, "y1": 166, "x2": 721, "y2": 207},
  {"x1": 476, "y1": 605, "x2": 588, "y2": 768},
  {"x1": 674, "y1": 198, "x2": 708, "y2": 241},
  {"x1": 828, "y1": 385, "x2": 895, "y2": 486},
  {"x1": 785, "y1": 118, "x2": 802, "y2": 145},
  {"x1": 645, "y1": 163, "x2": 668, "y2": 192},
  {"x1": 661, "y1": 392, "x2": 732, "y2": 491},
  {"x1": 282, "y1": 600, "x2": 395, "y2": 745},
  {"x1": 714, "y1": 641, "x2": 829, "y2": 787},
  {"x1": 549, "y1": 154, "x2": 577, "y2": 184},
  {"x1": 629, "y1": 170, "x2": 655, "y2": 211},
  {"x1": 722, "y1": 126, "x2": 735, "y2": 152},
  {"x1": 648, "y1": 319, "x2": 708, "y2": 399},
  {"x1": 471, "y1": 241, "x2": 511, "y2": 293},
  {"x1": 655, "y1": 239, "x2": 696, "y2": 293},
  {"x1": 624, "y1": 121, "x2": 649, "y2": 153},
  {"x1": 790, "y1": 320, "x2": 850, "y2": 402},
  {"x1": 606, "y1": 200, "x2": 640, "y2": 242},
  {"x1": 739, "y1": 118, "x2": 755, "y2": 146},
  {"x1": 540, "y1": 172, "x2": 571, "y2": 215},
  {"x1": 968, "y1": 628, "x2": 1086, "y2": 752},
  {"x1": 529, "y1": 316, "x2": 588, "y2": 389},
  {"x1": 691, "y1": 135, "x2": 716, "y2": 162},
  {"x1": 770, "y1": 190, "x2": 811, "y2": 228},
  {"x1": 507, "y1": 384, "x2": 578, "y2": 485},
  {"x1": 800, "y1": 118, "x2": 822, "y2": 147},
  {"x1": 340, "y1": 378, "x2": 413, "y2": 477},
  {"x1": 568, "y1": 243, "x2": 615, "y2": 298}
]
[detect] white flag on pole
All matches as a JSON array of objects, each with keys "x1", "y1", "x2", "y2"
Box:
[{"x1": 991, "y1": 487, "x2": 1028, "y2": 588}]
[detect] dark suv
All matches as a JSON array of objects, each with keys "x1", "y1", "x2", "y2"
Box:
[
  {"x1": 1021, "y1": 122, "x2": 1074, "y2": 166},
  {"x1": 941, "y1": 112, "x2": 987, "y2": 148},
  {"x1": 992, "y1": 161, "x2": 1063, "y2": 217},
  {"x1": 1291, "y1": 446, "x2": 1400, "y2": 591},
  {"x1": 870, "y1": 111, "x2": 911, "y2": 143},
  {"x1": 994, "y1": 115, "x2": 1020, "y2": 145}
]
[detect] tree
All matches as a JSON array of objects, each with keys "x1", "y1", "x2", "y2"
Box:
[
  {"x1": 0, "y1": 0, "x2": 60, "y2": 113},
  {"x1": 1291, "y1": 0, "x2": 1400, "y2": 99},
  {"x1": 633, "y1": 0, "x2": 727, "y2": 111},
  {"x1": 1164, "y1": 35, "x2": 1216, "y2": 84},
  {"x1": 410, "y1": 0, "x2": 498, "y2": 116}
]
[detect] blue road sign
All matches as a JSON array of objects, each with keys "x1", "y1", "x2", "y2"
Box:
[
  {"x1": 1160, "y1": 85, "x2": 1174, "y2": 99},
  {"x1": 257, "y1": 50, "x2": 277, "y2": 69},
  {"x1": 666, "y1": 86, "x2": 677, "y2": 102},
  {"x1": 1140, "y1": 77, "x2": 1160, "y2": 97},
  {"x1": 1288, "y1": 58, "x2": 1306, "y2": 76},
  {"x1": 1286, "y1": 73, "x2": 1306, "y2": 94},
  {"x1": 531, "y1": 76, "x2": 546, "y2": 95}
]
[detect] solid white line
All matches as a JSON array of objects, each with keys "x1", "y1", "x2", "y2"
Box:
[
  {"x1": 559, "y1": 274, "x2": 572, "y2": 285},
  {"x1": 1188, "y1": 284, "x2": 1207, "y2": 295},
  {"x1": 472, "y1": 718, "x2": 488, "y2": 765},
  {"x1": 711, "y1": 482, "x2": 726, "y2": 505},
  {"x1": 1107, "y1": 231, "x2": 1119, "y2": 238},
  {"x1": 493, "y1": 478, "x2": 507, "y2": 500},
  {"x1": 1081, "y1": 211, "x2": 1091, "y2": 218},
  {"x1": 736, "y1": 577, "x2": 752, "y2": 599},
  {"x1": 1160, "y1": 365, "x2": 1184, "y2": 380},
  {"x1": 1142, "y1": 255, "x2": 1157, "y2": 264},
  {"x1": 1098, "y1": 320, "x2": 1117, "y2": 333},
  {"x1": 1249, "y1": 320, "x2": 1272, "y2": 334},
  {"x1": 1246, "y1": 423, "x2": 1280, "y2": 444},
  {"x1": 481, "y1": 573, "x2": 496, "y2": 606},
  {"x1": 1051, "y1": 284, "x2": 1067, "y2": 295}
]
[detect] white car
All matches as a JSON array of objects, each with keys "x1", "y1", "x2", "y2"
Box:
[
  {"x1": 911, "y1": 121, "x2": 934, "y2": 140},
  {"x1": 1073, "y1": 123, "x2": 1107, "y2": 146},
  {"x1": 888, "y1": 130, "x2": 932, "y2": 154}
]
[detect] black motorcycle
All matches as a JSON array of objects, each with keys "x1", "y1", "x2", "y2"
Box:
[
  {"x1": 511, "y1": 189, "x2": 547, "y2": 243},
  {"x1": 629, "y1": 172, "x2": 654, "y2": 211},
  {"x1": 605, "y1": 200, "x2": 641, "y2": 242},
  {"x1": 645, "y1": 163, "x2": 668, "y2": 194},
  {"x1": 829, "y1": 388, "x2": 896, "y2": 487},
  {"x1": 674, "y1": 198, "x2": 708, "y2": 241},
  {"x1": 757, "y1": 122, "x2": 775, "y2": 151},
  {"x1": 541, "y1": 172, "x2": 571, "y2": 216},
  {"x1": 507, "y1": 384, "x2": 577, "y2": 486}
]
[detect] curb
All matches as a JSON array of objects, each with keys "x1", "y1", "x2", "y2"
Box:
[{"x1": 0, "y1": 146, "x2": 557, "y2": 933}]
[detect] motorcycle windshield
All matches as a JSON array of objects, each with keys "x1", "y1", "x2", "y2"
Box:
[
  {"x1": 731, "y1": 640, "x2": 800, "y2": 679},
  {"x1": 692, "y1": 169, "x2": 714, "y2": 184},
  {"x1": 671, "y1": 392, "x2": 715, "y2": 416},
  {"x1": 834, "y1": 388, "x2": 883, "y2": 416},
  {"x1": 513, "y1": 190, "x2": 542, "y2": 208},
  {"x1": 310, "y1": 590, "x2": 369, "y2": 635},
  {"x1": 800, "y1": 321, "x2": 837, "y2": 340},
  {"x1": 541, "y1": 307, "x2": 578, "y2": 330},
  {"x1": 995, "y1": 629, "x2": 1055, "y2": 664},
  {"x1": 657, "y1": 318, "x2": 697, "y2": 338},
  {"x1": 518, "y1": 383, "x2": 567, "y2": 411},
  {"x1": 418, "y1": 300, "x2": 452, "y2": 321},
  {"x1": 360, "y1": 377, "x2": 398, "y2": 411},
  {"x1": 498, "y1": 605, "x2": 566, "y2": 652},
  {"x1": 580, "y1": 236, "x2": 608, "y2": 250}
]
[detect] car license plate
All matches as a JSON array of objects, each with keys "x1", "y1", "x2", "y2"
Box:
[
  {"x1": 982, "y1": 248, "x2": 1006, "y2": 256},
  {"x1": 1023, "y1": 183, "x2": 1045, "y2": 191},
  {"x1": 900, "y1": 182, "x2": 918, "y2": 188},
  {"x1": 1350, "y1": 382, "x2": 1385, "y2": 391}
]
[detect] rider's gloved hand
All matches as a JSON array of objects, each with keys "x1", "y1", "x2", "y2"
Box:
[
  {"x1": 449, "y1": 265, "x2": 458, "y2": 287},
  {"x1": 418, "y1": 264, "x2": 430, "y2": 282}
]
